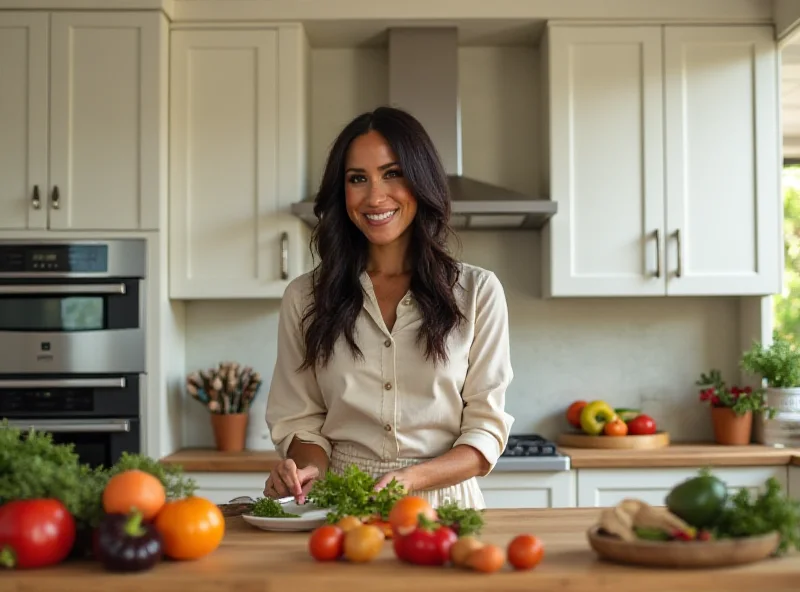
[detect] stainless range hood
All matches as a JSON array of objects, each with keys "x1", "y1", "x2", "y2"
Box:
[{"x1": 291, "y1": 27, "x2": 557, "y2": 230}]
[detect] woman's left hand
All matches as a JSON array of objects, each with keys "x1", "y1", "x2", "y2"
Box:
[{"x1": 374, "y1": 468, "x2": 416, "y2": 493}]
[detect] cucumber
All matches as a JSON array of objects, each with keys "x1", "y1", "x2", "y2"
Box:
[{"x1": 615, "y1": 408, "x2": 641, "y2": 422}]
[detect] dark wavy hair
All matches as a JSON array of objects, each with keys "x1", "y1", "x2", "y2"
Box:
[{"x1": 299, "y1": 106, "x2": 465, "y2": 370}]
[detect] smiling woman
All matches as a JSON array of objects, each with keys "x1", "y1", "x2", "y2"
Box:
[{"x1": 264, "y1": 106, "x2": 515, "y2": 511}]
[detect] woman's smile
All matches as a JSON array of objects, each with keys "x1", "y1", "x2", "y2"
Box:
[{"x1": 364, "y1": 209, "x2": 399, "y2": 225}]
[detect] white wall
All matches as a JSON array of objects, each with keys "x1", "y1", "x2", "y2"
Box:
[{"x1": 182, "y1": 46, "x2": 741, "y2": 449}]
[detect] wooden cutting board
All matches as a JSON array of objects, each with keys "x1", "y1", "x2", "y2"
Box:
[{"x1": 557, "y1": 431, "x2": 670, "y2": 449}]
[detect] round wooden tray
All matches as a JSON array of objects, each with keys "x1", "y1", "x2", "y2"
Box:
[
  {"x1": 587, "y1": 526, "x2": 780, "y2": 569},
  {"x1": 557, "y1": 431, "x2": 670, "y2": 449}
]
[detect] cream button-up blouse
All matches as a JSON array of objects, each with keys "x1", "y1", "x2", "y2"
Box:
[{"x1": 265, "y1": 262, "x2": 515, "y2": 471}]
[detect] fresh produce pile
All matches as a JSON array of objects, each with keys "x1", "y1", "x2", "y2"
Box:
[
  {"x1": 595, "y1": 468, "x2": 800, "y2": 554},
  {"x1": 305, "y1": 493, "x2": 545, "y2": 574},
  {"x1": 0, "y1": 420, "x2": 224, "y2": 571},
  {"x1": 565, "y1": 399, "x2": 657, "y2": 437}
]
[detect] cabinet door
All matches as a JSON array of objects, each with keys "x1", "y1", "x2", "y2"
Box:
[
  {"x1": 48, "y1": 12, "x2": 163, "y2": 230},
  {"x1": 477, "y1": 472, "x2": 576, "y2": 509},
  {"x1": 0, "y1": 12, "x2": 48, "y2": 230},
  {"x1": 169, "y1": 28, "x2": 310, "y2": 299},
  {"x1": 664, "y1": 26, "x2": 781, "y2": 296},
  {"x1": 577, "y1": 466, "x2": 787, "y2": 507},
  {"x1": 790, "y1": 466, "x2": 800, "y2": 501},
  {"x1": 187, "y1": 472, "x2": 269, "y2": 505},
  {"x1": 544, "y1": 26, "x2": 666, "y2": 297}
]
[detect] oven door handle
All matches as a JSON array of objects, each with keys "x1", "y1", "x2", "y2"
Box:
[
  {"x1": 0, "y1": 378, "x2": 126, "y2": 389},
  {"x1": 2, "y1": 419, "x2": 131, "y2": 433},
  {"x1": 0, "y1": 284, "x2": 126, "y2": 295}
]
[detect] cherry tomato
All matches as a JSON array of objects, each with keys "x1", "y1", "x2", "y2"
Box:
[
  {"x1": 604, "y1": 418, "x2": 628, "y2": 437},
  {"x1": 566, "y1": 400, "x2": 587, "y2": 428},
  {"x1": 449, "y1": 536, "x2": 483, "y2": 567},
  {"x1": 343, "y1": 525, "x2": 384, "y2": 563},
  {"x1": 336, "y1": 516, "x2": 363, "y2": 532},
  {"x1": 389, "y1": 496, "x2": 437, "y2": 536},
  {"x1": 308, "y1": 525, "x2": 344, "y2": 561},
  {"x1": 153, "y1": 496, "x2": 224, "y2": 560},
  {"x1": 507, "y1": 534, "x2": 544, "y2": 570},
  {"x1": 467, "y1": 544, "x2": 505, "y2": 573},
  {"x1": 627, "y1": 414, "x2": 657, "y2": 435}
]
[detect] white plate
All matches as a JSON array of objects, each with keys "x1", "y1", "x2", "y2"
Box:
[{"x1": 241, "y1": 501, "x2": 329, "y2": 532}]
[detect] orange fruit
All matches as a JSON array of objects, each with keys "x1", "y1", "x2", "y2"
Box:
[
  {"x1": 388, "y1": 496, "x2": 437, "y2": 536},
  {"x1": 103, "y1": 469, "x2": 166, "y2": 521}
]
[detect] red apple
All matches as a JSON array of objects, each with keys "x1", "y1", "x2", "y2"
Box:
[{"x1": 627, "y1": 414, "x2": 657, "y2": 435}]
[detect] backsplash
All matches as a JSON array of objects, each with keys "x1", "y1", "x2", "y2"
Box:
[{"x1": 181, "y1": 45, "x2": 740, "y2": 450}]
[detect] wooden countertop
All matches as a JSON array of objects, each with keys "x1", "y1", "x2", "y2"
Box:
[
  {"x1": 5, "y1": 508, "x2": 798, "y2": 591},
  {"x1": 160, "y1": 444, "x2": 800, "y2": 473}
]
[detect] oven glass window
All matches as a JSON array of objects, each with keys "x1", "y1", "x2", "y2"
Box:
[{"x1": 0, "y1": 297, "x2": 105, "y2": 331}]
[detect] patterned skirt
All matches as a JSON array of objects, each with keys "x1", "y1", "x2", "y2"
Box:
[{"x1": 329, "y1": 442, "x2": 486, "y2": 510}]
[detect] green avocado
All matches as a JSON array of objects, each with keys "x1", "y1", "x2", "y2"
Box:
[
  {"x1": 665, "y1": 470, "x2": 728, "y2": 529},
  {"x1": 614, "y1": 408, "x2": 641, "y2": 422}
]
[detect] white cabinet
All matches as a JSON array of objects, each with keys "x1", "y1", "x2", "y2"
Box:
[
  {"x1": 542, "y1": 25, "x2": 781, "y2": 298},
  {"x1": 478, "y1": 472, "x2": 576, "y2": 509},
  {"x1": 0, "y1": 11, "x2": 166, "y2": 231},
  {"x1": 169, "y1": 26, "x2": 312, "y2": 299},
  {"x1": 576, "y1": 466, "x2": 788, "y2": 508},
  {"x1": 189, "y1": 472, "x2": 269, "y2": 505}
]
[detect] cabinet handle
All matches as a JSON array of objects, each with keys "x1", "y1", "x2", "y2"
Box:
[
  {"x1": 675, "y1": 229, "x2": 683, "y2": 278},
  {"x1": 280, "y1": 232, "x2": 289, "y2": 280},
  {"x1": 31, "y1": 185, "x2": 41, "y2": 210},
  {"x1": 51, "y1": 186, "x2": 60, "y2": 210},
  {"x1": 653, "y1": 229, "x2": 661, "y2": 279}
]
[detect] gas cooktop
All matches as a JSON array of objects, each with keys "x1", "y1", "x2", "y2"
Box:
[{"x1": 495, "y1": 434, "x2": 571, "y2": 472}]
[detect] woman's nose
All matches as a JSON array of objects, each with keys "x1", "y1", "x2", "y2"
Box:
[{"x1": 366, "y1": 181, "x2": 387, "y2": 205}]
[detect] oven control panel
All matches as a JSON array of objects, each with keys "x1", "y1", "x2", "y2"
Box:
[{"x1": 0, "y1": 245, "x2": 108, "y2": 273}]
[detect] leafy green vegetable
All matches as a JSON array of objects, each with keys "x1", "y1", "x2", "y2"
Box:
[
  {"x1": 434, "y1": 500, "x2": 485, "y2": 537},
  {"x1": 0, "y1": 419, "x2": 197, "y2": 530},
  {"x1": 712, "y1": 477, "x2": 800, "y2": 555},
  {"x1": 307, "y1": 464, "x2": 406, "y2": 523},
  {"x1": 249, "y1": 497, "x2": 300, "y2": 518}
]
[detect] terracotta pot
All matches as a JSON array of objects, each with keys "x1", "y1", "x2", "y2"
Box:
[
  {"x1": 711, "y1": 407, "x2": 752, "y2": 445},
  {"x1": 210, "y1": 413, "x2": 249, "y2": 452}
]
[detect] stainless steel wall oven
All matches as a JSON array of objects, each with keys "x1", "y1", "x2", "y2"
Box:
[{"x1": 0, "y1": 239, "x2": 147, "y2": 468}]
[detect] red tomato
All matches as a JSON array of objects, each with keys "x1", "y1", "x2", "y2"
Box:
[
  {"x1": 0, "y1": 499, "x2": 76, "y2": 569},
  {"x1": 394, "y1": 525, "x2": 457, "y2": 566},
  {"x1": 308, "y1": 525, "x2": 344, "y2": 561},
  {"x1": 507, "y1": 534, "x2": 544, "y2": 570},
  {"x1": 604, "y1": 418, "x2": 628, "y2": 437},
  {"x1": 627, "y1": 414, "x2": 657, "y2": 435},
  {"x1": 566, "y1": 401, "x2": 587, "y2": 428}
]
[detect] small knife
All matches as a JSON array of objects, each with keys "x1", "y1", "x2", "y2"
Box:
[{"x1": 227, "y1": 495, "x2": 294, "y2": 505}]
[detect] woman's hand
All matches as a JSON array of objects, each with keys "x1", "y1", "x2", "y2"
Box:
[
  {"x1": 374, "y1": 467, "x2": 417, "y2": 494},
  {"x1": 264, "y1": 459, "x2": 320, "y2": 504}
]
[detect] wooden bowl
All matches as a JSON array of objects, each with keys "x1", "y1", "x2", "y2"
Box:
[
  {"x1": 558, "y1": 431, "x2": 670, "y2": 449},
  {"x1": 587, "y1": 526, "x2": 781, "y2": 569}
]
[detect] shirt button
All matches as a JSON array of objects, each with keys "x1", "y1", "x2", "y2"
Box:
[
  {"x1": 384, "y1": 424, "x2": 392, "y2": 432},
  {"x1": 384, "y1": 382, "x2": 392, "y2": 391},
  {"x1": 384, "y1": 339, "x2": 392, "y2": 347}
]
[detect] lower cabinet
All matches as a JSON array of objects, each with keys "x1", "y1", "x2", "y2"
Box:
[
  {"x1": 188, "y1": 472, "x2": 269, "y2": 505},
  {"x1": 477, "y1": 472, "x2": 576, "y2": 509},
  {"x1": 576, "y1": 466, "x2": 788, "y2": 508}
]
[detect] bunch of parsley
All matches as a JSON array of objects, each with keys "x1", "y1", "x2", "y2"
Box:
[{"x1": 307, "y1": 464, "x2": 406, "y2": 523}]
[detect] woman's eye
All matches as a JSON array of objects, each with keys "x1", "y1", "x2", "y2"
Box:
[
  {"x1": 385, "y1": 169, "x2": 402, "y2": 179},
  {"x1": 347, "y1": 174, "x2": 366, "y2": 184}
]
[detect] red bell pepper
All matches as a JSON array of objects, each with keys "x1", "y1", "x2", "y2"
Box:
[
  {"x1": 0, "y1": 499, "x2": 76, "y2": 569},
  {"x1": 393, "y1": 515, "x2": 458, "y2": 566}
]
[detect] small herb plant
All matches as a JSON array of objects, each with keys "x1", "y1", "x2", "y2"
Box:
[
  {"x1": 740, "y1": 331, "x2": 800, "y2": 389},
  {"x1": 696, "y1": 369, "x2": 775, "y2": 418}
]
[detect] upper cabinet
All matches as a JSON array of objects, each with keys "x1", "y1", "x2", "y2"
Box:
[
  {"x1": 169, "y1": 25, "x2": 312, "y2": 299},
  {"x1": 542, "y1": 24, "x2": 782, "y2": 298},
  {"x1": 0, "y1": 11, "x2": 166, "y2": 231}
]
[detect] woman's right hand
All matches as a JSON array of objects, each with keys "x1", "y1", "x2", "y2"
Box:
[{"x1": 263, "y1": 459, "x2": 320, "y2": 504}]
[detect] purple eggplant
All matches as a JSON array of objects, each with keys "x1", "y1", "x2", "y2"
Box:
[{"x1": 94, "y1": 511, "x2": 163, "y2": 572}]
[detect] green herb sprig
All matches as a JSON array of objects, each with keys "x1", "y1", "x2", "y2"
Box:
[
  {"x1": 713, "y1": 477, "x2": 800, "y2": 555},
  {"x1": 250, "y1": 497, "x2": 300, "y2": 518},
  {"x1": 434, "y1": 500, "x2": 485, "y2": 537},
  {"x1": 307, "y1": 464, "x2": 406, "y2": 524},
  {"x1": 741, "y1": 331, "x2": 800, "y2": 388}
]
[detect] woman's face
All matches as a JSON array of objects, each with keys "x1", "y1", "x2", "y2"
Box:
[{"x1": 344, "y1": 130, "x2": 417, "y2": 247}]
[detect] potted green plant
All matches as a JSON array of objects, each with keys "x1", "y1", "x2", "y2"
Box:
[
  {"x1": 740, "y1": 331, "x2": 800, "y2": 447},
  {"x1": 696, "y1": 369, "x2": 772, "y2": 445}
]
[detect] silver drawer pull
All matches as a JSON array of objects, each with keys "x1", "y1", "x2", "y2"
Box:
[
  {"x1": 0, "y1": 378, "x2": 126, "y2": 389},
  {"x1": 0, "y1": 284, "x2": 126, "y2": 295},
  {"x1": 2, "y1": 419, "x2": 130, "y2": 433}
]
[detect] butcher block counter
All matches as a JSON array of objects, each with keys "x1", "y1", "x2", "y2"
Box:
[{"x1": 4, "y1": 508, "x2": 798, "y2": 592}]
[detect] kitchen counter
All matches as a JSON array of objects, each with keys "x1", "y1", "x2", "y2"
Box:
[
  {"x1": 4, "y1": 508, "x2": 797, "y2": 591},
  {"x1": 160, "y1": 444, "x2": 800, "y2": 472}
]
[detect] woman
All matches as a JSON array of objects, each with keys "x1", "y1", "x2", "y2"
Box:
[{"x1": 264, "y1": 106, "x2": 514, "y2": 510}]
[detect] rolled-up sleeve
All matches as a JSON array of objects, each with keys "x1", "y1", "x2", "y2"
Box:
[
  {"x1": 453, "y1": 271, "x2": 515, "y2": 472},
  {"x1": 265, "y1": 278, "x2": 332, "y2": 459}
]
